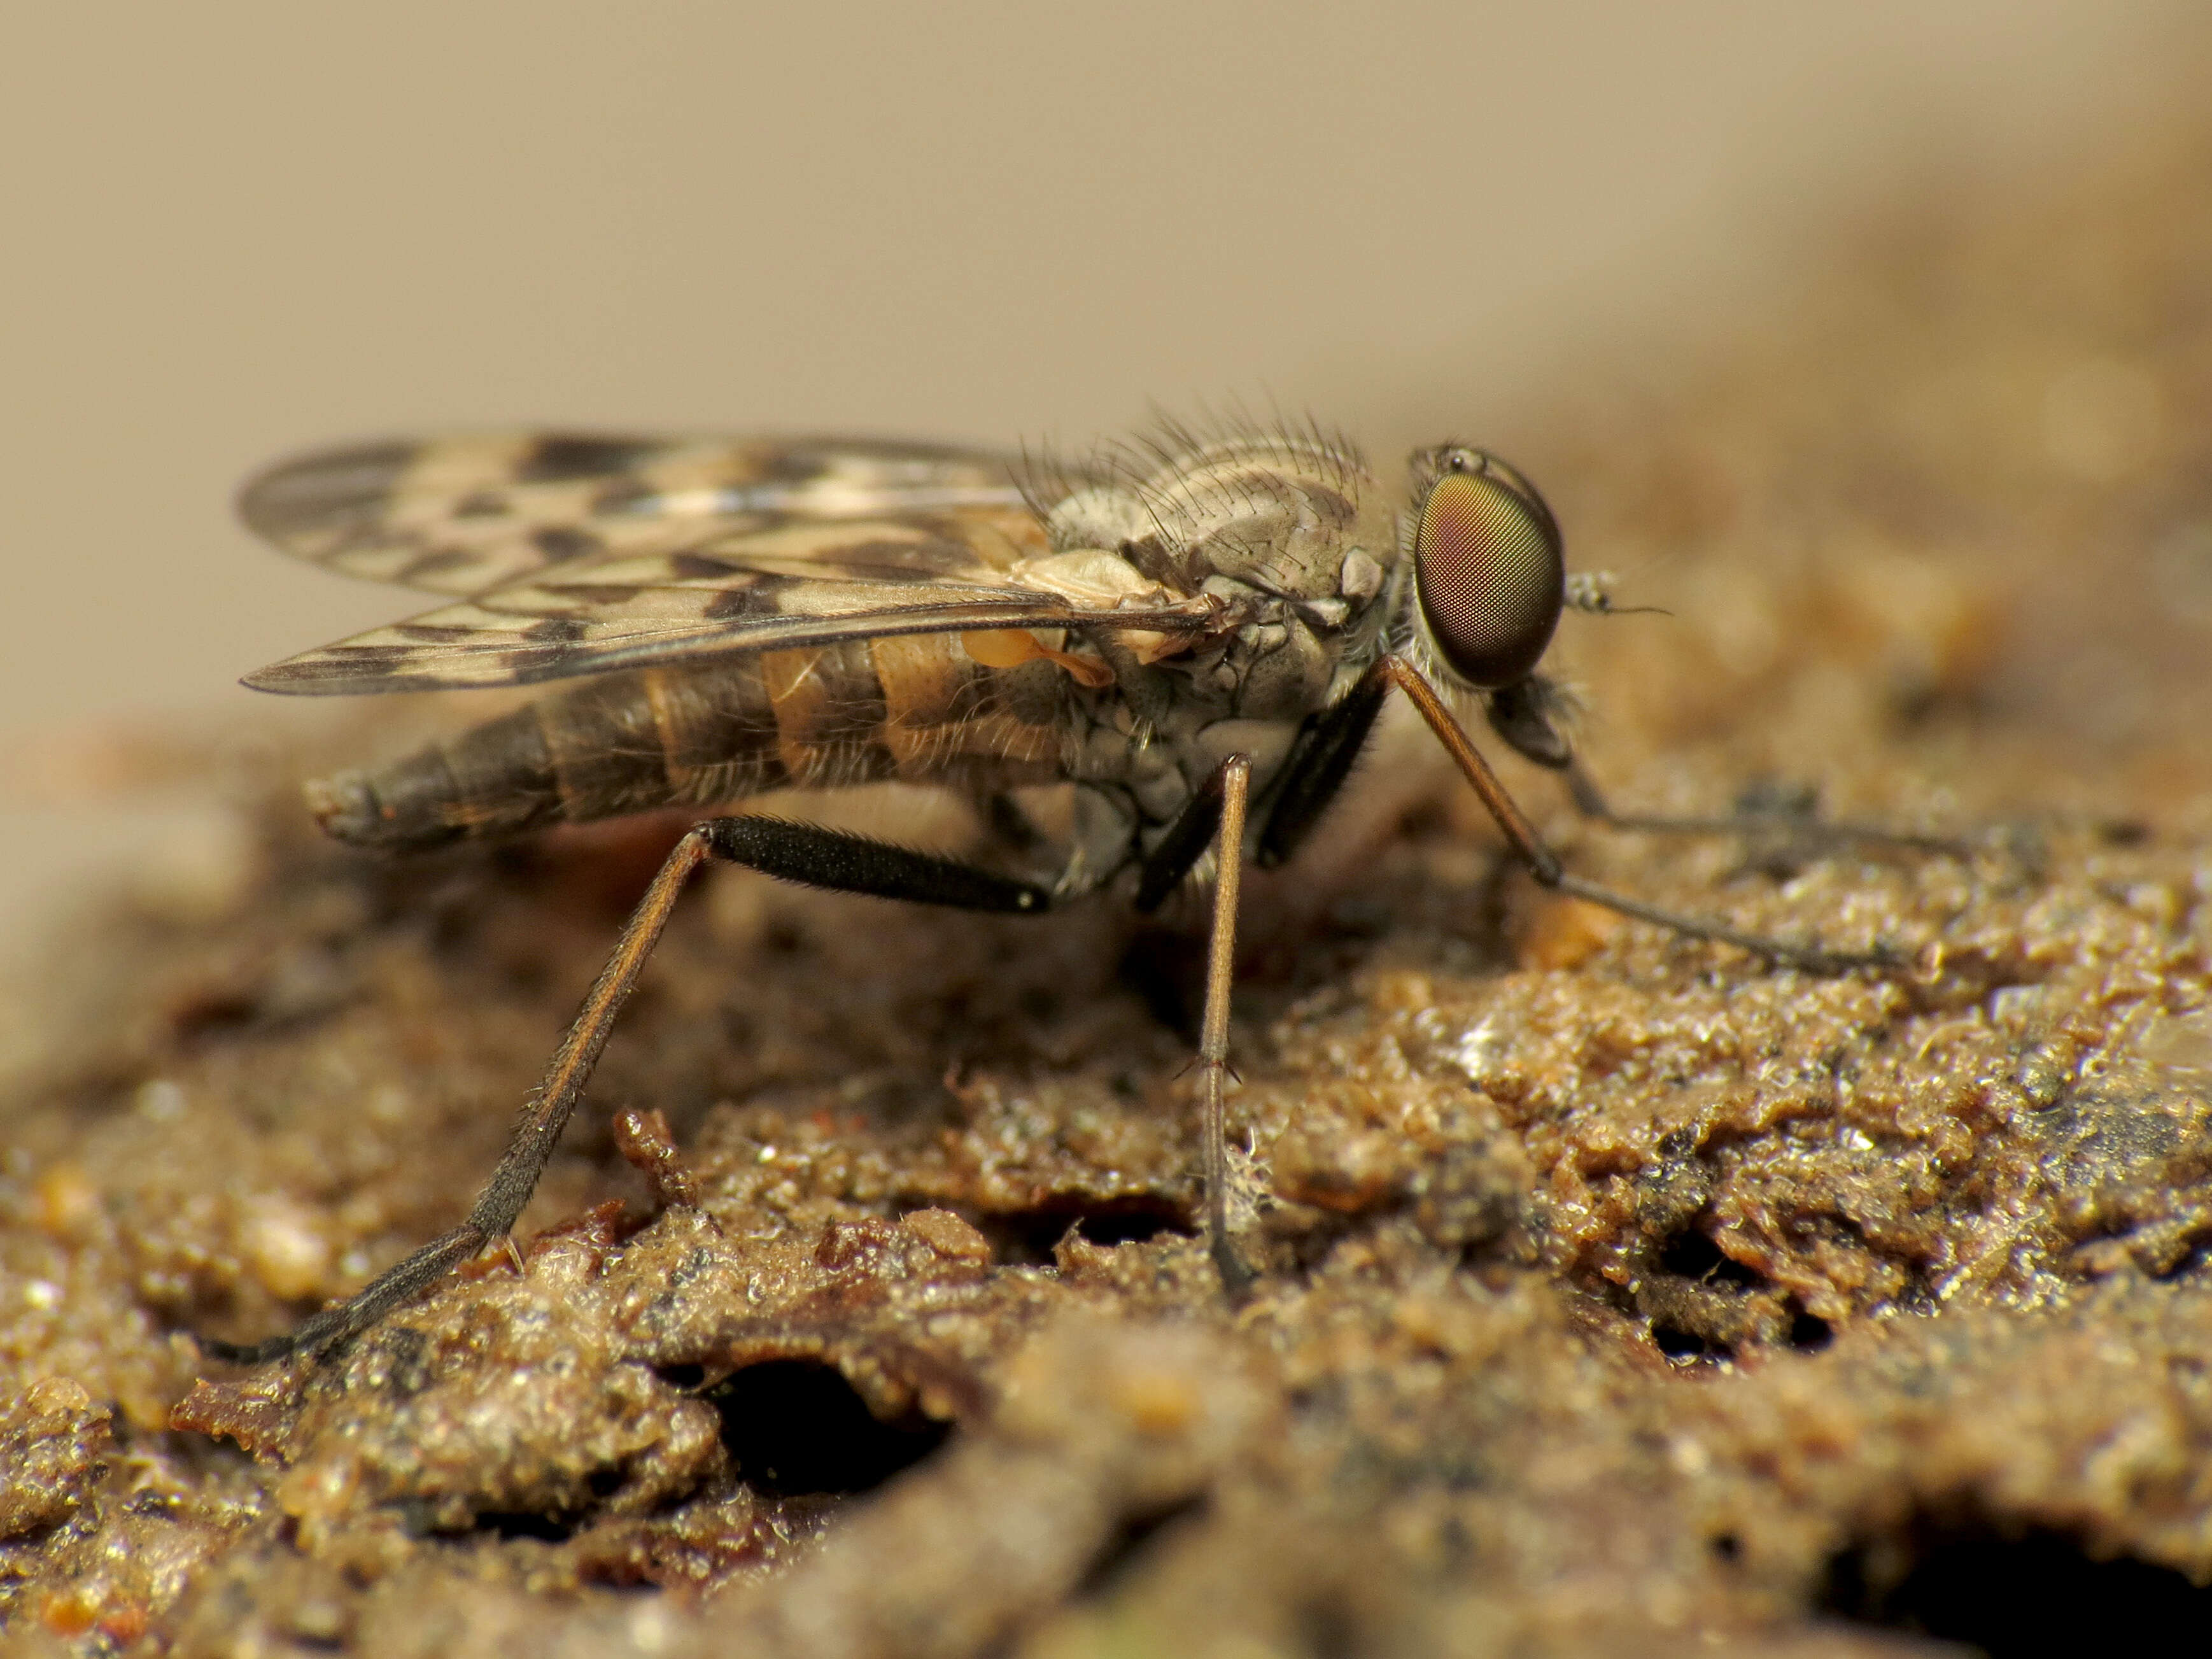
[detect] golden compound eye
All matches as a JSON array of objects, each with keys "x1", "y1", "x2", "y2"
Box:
[{"x1": 1412, "y1": 458, "x2": 1565, "y2": 688}]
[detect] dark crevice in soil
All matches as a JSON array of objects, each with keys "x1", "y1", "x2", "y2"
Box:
[
  {"x1": 1655, "y1": 1226, "x2": 1764, "y2": 1288},
  {"x1": 976, "y1": 1196, "x2": 1194, "y2": 1266},
  {"x1": 1072, "y1": 1495, "x2": 1208, "y2": 1600},
  {"x1": 703, "y1": 1360, "x2": 950, "y2": 1495},
  {"x1": 398, "y1": 1497, "x2": 588, "y2": 1543},
  {"x1": 1632, "y1": 1220, "x2": 1798, "y2": 1366},
  {"x1": 1787, "y1": 1308, "x2": 1835, "y2": 1351},
  {"x1": 1650, "y1": 1322, "x2": 1732, "y2": 1366},
  {"x1": 477, "y1": 1509, "x2": 579, "y2": 1543},
  {"x1": 1822, "y1": 1521, "x2": 2212, "y2": 1655}
]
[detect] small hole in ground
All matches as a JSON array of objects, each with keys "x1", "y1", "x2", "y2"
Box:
[
  {"x1": 979, "y1": 1197, "x2": 1194, "y2": 1265},
  {"x1": 1657, "y1": 1227, "x2": 1763, "y2": 1288},
  {"x1": 1651, "y1": 1322, "x2": 1732, "y2": 1365},
  {"x1": 707, "y1": 1361, "x2": 949, "y2": 1495},
  {"x1": 1074, "y1": 1496, "x2": 1206, "y2": 1599},
  {"x1": 1788, "y1": 1310, "x2": 1834, "y2": 1351},
  {"x1": 476, "y1": 1510, "x2": 577, "y2": 1543},
  {"x1": 1824, "y1": 1522, "x2": 2212, "y2": 1655}
]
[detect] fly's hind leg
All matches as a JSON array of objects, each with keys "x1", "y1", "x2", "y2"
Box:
[{"x1": 198, "y1": 817, "x2": 1052, "y2": 1366}]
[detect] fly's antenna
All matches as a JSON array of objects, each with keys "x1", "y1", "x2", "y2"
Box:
[{"x1": 1566, "y1": 570, "x2": 1670, "y2": 618}]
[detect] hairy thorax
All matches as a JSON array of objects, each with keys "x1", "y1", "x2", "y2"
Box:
[{"x1": 1043, "y1": 429, "x2": 1404, "y2": 879}]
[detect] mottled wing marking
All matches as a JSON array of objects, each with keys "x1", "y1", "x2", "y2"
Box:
[
  {"x1": 245, "y1": 513, "x2": 1219, "y2": 694},
  {"x1": 239, "y1": 433, "x2": 1048, "y2": 598}
]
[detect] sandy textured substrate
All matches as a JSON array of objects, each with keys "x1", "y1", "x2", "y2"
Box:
[{"x1": 5, "y1": 117, "x2": 2212, "y2": 1659}]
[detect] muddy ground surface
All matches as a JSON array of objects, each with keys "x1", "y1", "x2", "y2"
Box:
[{"x1": 4, "y1": 111, "x2": 2212, "y2": 1659}]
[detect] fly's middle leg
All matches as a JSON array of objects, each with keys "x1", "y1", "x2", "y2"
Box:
[
  {"x1": 1194, "y1": 759, "x2": 1255, "y2": 1299},
  {"x1": 1136, "y1": 756, "x2": 1259, "y2": 1299}
]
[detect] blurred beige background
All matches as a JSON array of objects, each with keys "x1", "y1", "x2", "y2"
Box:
[{"x1": 0, "y1": 0, "x2": 2193, "y2": 938}]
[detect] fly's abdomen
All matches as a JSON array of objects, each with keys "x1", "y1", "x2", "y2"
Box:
[
  {"x1": 307, "y1": 658, "x2": 799, "y2": 850},
  {"x1": 308, "y1": 633, "x2": 1078, "y2": 851}
]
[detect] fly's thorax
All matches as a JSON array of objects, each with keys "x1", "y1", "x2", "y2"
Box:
[
  {"x1": 1201, "y1": 597, "x2": 1336, "y2": 722},
  {"x1": 1044, "y1": 430, "x2": 1402, "y2": 618},
  {"x1": 1060, "y1": 707, "x2": 1307, "y2": 896}
]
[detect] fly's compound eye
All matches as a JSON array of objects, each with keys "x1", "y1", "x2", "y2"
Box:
[{"x1": 1412, "y1": 458, "x2": 1565, "y2": 689}]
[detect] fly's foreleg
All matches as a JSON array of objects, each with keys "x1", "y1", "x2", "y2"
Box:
[
  {"x1": 1478, "y1": 674, "x2": 1964, "y2": 863},
  {"x1": 199, "y1": 818, "x2": 1052, "y2": 1366},
  {"x1": 1561, "y1": 761, "x2": 1968, "y2": 861},
  {"x1": 1377, "y1": 657, "x2": 1898, "y2": 975}
]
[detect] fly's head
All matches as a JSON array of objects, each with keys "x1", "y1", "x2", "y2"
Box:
[
  {"x1": 1398, "y1": 444, "x2": 1575, "y2": 766},
  {"x1": 1401, "y1": 446, "x2": 1566, "y2": 691}
]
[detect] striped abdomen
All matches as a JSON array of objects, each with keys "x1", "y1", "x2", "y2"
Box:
[{"x1": 308, "y1": 632, "x2": 1080, "y2": 851}]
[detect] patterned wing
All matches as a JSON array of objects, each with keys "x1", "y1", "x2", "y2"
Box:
[
  {"x1": 244, "y1": 510, "x2": 1219, "y2": 694},
  {"x1": 239, "y1": 432, "x2": 1073, "y2": 599}
]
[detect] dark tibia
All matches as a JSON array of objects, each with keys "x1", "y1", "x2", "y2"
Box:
[
  {"x1": 1253, "y1": 666, "x2": 1393, "y2": 871},
  {"x1": 1136, "y1": 769, "x2": 1234, "y2": 912},
  {"x1": 197, "y1": 817, "x2": 1054, "y2": 1366},
  {"x1": 704, "y1": 818, "x2": 1050, "y2": 912}
]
